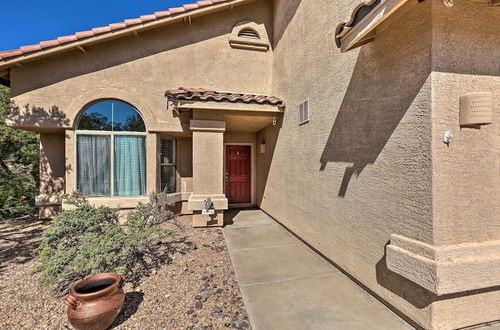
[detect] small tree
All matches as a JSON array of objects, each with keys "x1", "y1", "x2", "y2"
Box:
[
  {"x1": 0, "y1": 85, "x2": 39, "y2": 219},
  {"x1": 34, "y1": 192, "x2": 177, "y2": 291}
]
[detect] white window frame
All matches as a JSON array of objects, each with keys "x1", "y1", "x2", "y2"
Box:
[
  {"x1": 159, "y1": 138, "x2": 177, "y2": 193},
  {"x1": 75, "y1": 130, "x2": 148, "y2": 197},
  {"x1": 75, "y1": 101, "x2": 148, "y2": 197},
  {"x1": 299, "y1": 99, "x2": 310, "y2": 125}
]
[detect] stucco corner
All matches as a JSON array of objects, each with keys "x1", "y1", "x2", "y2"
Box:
[{"x1": 386, "y1": 234, "x2": 500, "y2": 295}]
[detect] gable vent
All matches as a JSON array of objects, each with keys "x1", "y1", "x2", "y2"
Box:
[{"x1": 238, "y1": 28, "x2": 260, "y2": 39}]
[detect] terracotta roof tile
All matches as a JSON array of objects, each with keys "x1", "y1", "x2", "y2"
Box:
[
  {"x1": 169, "y1": 7, "x2": 186, "y2": 14},
  {"x1": 39, "y1": 40, "x2": 60, "y2": 48},
  {"x1": 0, "y1": 0, "x2": 238, "y2": 60},
  {"x1": 165, "y1": 87, "x2": 284, "y2": 106},
  {"x1": 20, "y1": 44, "x2": 42, "y2": 52},
  {"x1": 57, "y1": 35, "x2": 78, "y2": 43},
  {"x1": 197, "y1": 1, "x2": 213, "y2": 6},
  {"x1": 0, "y1": 50, "x2": 22, "y2": 59},
  {"x1": 124, "y1": 18, "x2": 142, "y2": 26},
  {"x1": 154, "y1": 10, "x2": 171, "y2": 18},
  {"x1": 75, "y1": 30, "x2": 95, "y2": 39},
  {"x1": 184, "y1": 4, "x2": 200, "y2": 10},
  {"x1": 140, "y1": 15, "x2": 157, "y2": 22},
  {"x1": 109, "y1": 22, "x2": 127, "y2": 30},
  {"x1": 92, "y1": 26, "x2": 111, "y2": 35}
]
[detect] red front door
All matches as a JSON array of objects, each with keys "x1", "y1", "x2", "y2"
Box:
[{"x1": 226, "y1": 145, "x2": 251, "y2": 204}]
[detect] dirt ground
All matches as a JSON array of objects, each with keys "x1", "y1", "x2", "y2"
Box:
[{"x1": 0, "y1": 215, "x2": 250, "y2": 329}]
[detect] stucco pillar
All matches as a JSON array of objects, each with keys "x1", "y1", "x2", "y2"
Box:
[
  {"x1": 147, "y1": 133, "x2": 157, "y2": 195},
  {"x1": 36, "y1": 132, "x2": 65, "y2": 218},
  {"x1": 188, "y1": 119, "x2": 228, "y2": 227}
]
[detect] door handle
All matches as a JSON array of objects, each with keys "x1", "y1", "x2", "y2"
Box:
[{"x1": 225, "y1": 170, "x2": 229, "y2": 185}]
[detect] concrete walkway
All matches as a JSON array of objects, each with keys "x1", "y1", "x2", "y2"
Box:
[{"x1": 223, "y1": 209, "x2": 413, "y2": 330}]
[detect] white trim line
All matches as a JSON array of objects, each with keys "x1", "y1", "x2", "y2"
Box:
[{"x1": 75, "y1": 131, "x2": 148, "y2": 197}]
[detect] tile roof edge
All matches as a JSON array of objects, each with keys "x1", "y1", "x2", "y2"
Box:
[
  {"x1": 0, "y1": 0, "x2": 253, "y2": 64},
  {"x1": 165, "y1": 87, "x2": 284, "y2": 106},
  {"x1": 334, "y1": 0, "x2": 382, "y2": 48}
]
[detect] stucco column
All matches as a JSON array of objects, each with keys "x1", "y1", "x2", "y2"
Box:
[
  {"x1": 188, "y1": 119, "x2": 228, "y2": 227},
  {"x1": 36, "y1": 132, "x2": 65, "y2": 219}
]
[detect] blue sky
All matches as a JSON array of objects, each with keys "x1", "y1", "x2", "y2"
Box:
[{"x1": 0, "y1": 0, "x2": 189, "y2": 51}]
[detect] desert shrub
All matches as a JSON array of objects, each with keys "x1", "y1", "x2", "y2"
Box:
[{"x1": 34, "y1": 192, "x2": 177, "y2": 290}]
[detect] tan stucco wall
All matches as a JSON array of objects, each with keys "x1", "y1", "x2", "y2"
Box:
[
  {"x1": 423, "y1": 3, "x2": 500, "y2": 327},
  {"x1": 256, "y1": 122, "x2": 280, "y2": 206},
  {"x1": 430, "y1": 0, "x2": 500, "y2": 246},
  {"x1": 6, "y1": 0, "x2": 499, "y2": 327},
  {"x1": 39, "y1": 133, "x2": 65, "y2": 196},
  {"x1": 8, "y1": 0, "x2": 272, "y2": 210},
  {"x1": 8, "y1": 0, "x2": 273, "y2": 132},
  {"x1": 37, "y1": 133, "x2": 65, "y2": 218},
  {"x1": 264, "y1": 0, "x2": 499, "y2": 329}
]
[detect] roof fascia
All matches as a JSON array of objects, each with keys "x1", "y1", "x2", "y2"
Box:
[
  {"x1": 171, "y1": 100, "x2": 285, "y2": 113},
  {"x1": 0, "y1": 0, "x2": 256, "y2": 71}
]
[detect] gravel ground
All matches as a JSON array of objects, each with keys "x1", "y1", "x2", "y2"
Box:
[{"x1": 0, "y1": 215, "x2": 250, "y2": 329}]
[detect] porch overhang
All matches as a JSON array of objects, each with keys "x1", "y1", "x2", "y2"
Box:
[
  {"x1": 165, "y1": 87, "x2": 285, "y2": 114},
  {"x1": 170, "y1": 100, "x2": 284, "y2": 113},
  {"x1": 335, "y1": 0, "x2": 413, "y2": 53},
  {"x1": 335, "y1": 0, "x2": 500, "y2": 52}
]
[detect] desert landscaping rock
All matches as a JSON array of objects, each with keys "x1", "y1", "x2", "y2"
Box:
[{"x1": 0, "y1": 215, "x2": 251, "y2": 329}]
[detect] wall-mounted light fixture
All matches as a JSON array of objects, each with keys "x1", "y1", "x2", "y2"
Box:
[
  {"x1": 259, "y1": 142, "x2": 266, "y2": 154},
  {"x1": 443, "y1": 131, "x2": 454, "y2": 145}
]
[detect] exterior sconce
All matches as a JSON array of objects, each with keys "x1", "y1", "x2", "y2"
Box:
[
  {"x1": 259, "y1": 143, "x2": 266, "y2": 154},
  {"x1": 460, "y1": 92, "x2": 493, "y2": 126},
  {"x1": 443, "y1": 131, "x2": 454, "y2": 145}
]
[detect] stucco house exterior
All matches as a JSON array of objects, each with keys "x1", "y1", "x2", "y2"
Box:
[{"x1": 1, "y1": 0, "x2": 499, "y2": 328}]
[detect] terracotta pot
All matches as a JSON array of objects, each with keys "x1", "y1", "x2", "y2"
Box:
[{"x1": 64, "y1": 273, "x2": 125, "y2": 330}]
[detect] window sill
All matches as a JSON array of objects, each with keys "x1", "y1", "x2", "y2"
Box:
[
  {"x1": 299, "y1": 119, "x2": 310, "y2": 126},
  {"x1": 64, "y1": 196, "x2": 150, "y2": 210}
]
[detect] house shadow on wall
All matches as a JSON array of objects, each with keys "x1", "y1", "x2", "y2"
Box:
[
  {"x1": 8, "y1": 102, "x2": 70, "y2": 128},
  {"x1": 319, "y1": 44, "x2": 431, "y2": 197},
  {"x1": 7, "y1": 102, "x2": 71, "y2": 198}
]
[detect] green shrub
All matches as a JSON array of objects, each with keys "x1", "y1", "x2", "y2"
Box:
[
  {"x1": 34, "y1": 192, "x2": 177, "y2": 290},
  {"x1": 0, "y1": 85, "x2": 39, "y2": 220},
  {"x1": 0, "y1": 164, "x2": 38, "y2": 220}
]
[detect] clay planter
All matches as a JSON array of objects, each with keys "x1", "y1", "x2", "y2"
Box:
[{"x1": 64, "y1": 273, "x2": 125, "y2": 330}]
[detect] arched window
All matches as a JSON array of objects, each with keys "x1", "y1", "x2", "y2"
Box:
[{"x1": 76, "y1": 100, "x2": 147, "y2": 197}]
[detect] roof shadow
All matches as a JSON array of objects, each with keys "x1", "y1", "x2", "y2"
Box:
[{"x1": 319, "y1": 5, "x2": 432, "y2": 197}]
